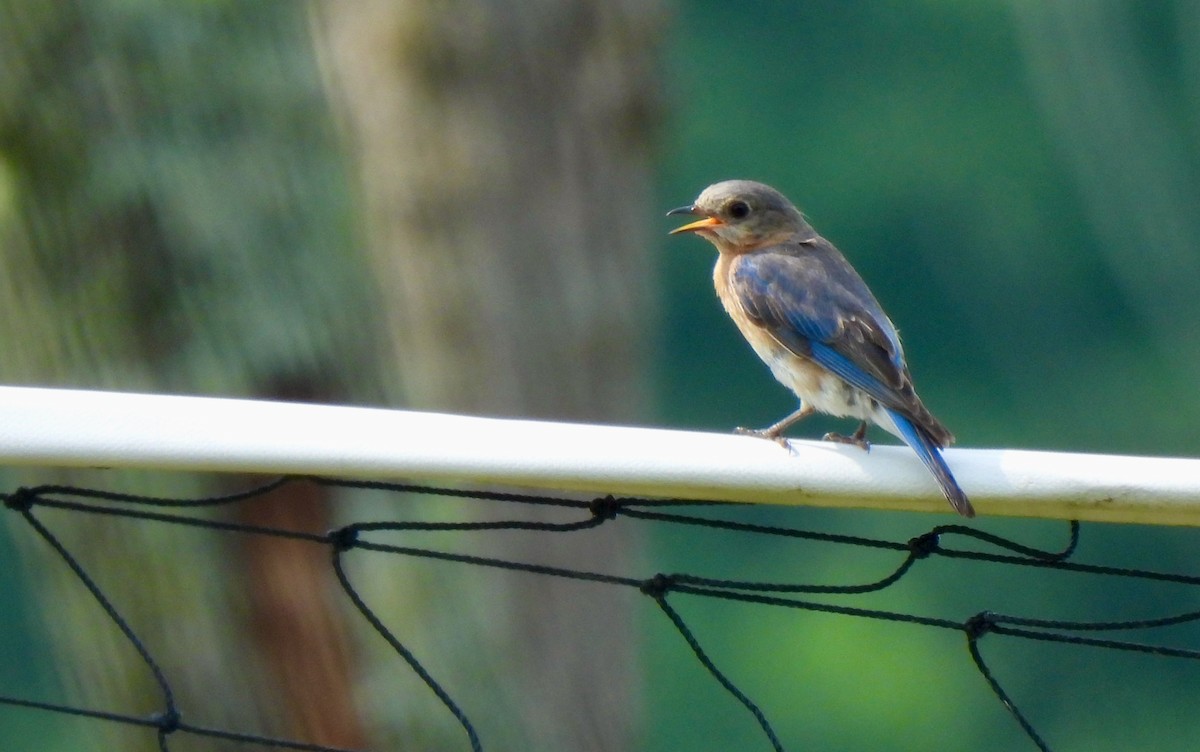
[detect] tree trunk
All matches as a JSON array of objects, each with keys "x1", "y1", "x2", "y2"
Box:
[{"x1": 314, "y1": 2, "x2": 664, "y2": 749}]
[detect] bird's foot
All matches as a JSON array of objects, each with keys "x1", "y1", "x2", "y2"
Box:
[
  {"x1": 822, "y1": 431, "x2": 871, "y2": 452},
  {"x1": 735, "y1": 426, "x2": 795, "y2": 453}
]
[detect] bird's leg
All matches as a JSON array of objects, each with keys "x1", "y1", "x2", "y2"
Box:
[
  {"x1": 736, "y1": 404, "x2": 815, "y2": 450},
  {"x1": 822, "y1": 421, "x2": 871, "y2": 452}
]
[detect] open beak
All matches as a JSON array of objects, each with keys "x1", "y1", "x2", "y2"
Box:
[{"x1": 667, "y1": 205, "x2": 723, "y2": 235}]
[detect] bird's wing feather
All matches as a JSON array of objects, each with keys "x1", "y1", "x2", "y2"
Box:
[{"x1": 730, "y1": 243, "x2": 916, "y2": 414}]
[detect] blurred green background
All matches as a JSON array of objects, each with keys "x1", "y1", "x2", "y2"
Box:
[
  {"x1": 2, "y1": 1, "x2": 1200, "y2": 750},
  {"x1": 653, "y1": 3, "x2": 1200, "y2": 751},
  {"x1": 652, "y1": 3, "x2": 1200, "y2": 751}
]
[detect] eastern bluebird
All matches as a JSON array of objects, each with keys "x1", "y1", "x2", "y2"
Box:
[{"x1": 668, "y1": 180, "x2": 973, "y2": 517}]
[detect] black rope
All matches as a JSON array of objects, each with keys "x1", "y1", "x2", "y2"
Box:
[
  {"x1": 0, "y1": 694, "x2": 362, "y2": 751},
  {"x1": 966, "y1": 614, "x2": 1052, "y2": 752},
  {"x1": 642, "y1": 575, "x2": 784, "y2": 752},
  {"x1": 8, "y1": 504, "x2": 180, "y2": 730},
  {"x1": 2, "y1": 476, "x2": 1199, "y2": 752},
  {"x1": 330, "y1": 528, "x2": 482, "y2": 752}
]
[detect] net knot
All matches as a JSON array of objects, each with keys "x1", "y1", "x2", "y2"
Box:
[
  {"x1": 589, "y1": 494, "x2": 621, "y2": 521},
  {"x1": 152, "y1": 708, "x2": 181, "y2": 735},
  {"x1": 640, "y1": 573, "x2": 675, "y2": 599},
  {"x1": 907, "y1": 531, "x2": 940, "y2": 559},
  {"x1": 328, "y1": 526, "x2": 360, "y2": 552},
  {"x1": 3, "y1": 487, "x2": 36, "y2": 512},
  {"x1": 965, "y1": 611, "x2": 997, "y2": 639}
]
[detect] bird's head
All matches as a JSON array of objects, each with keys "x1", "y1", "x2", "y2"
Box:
[{"x1": 668, "y1": 180, "x2": 814, "y2": 253}]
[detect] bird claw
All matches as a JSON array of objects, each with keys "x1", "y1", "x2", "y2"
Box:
[
  {"x1": 736, "y1": 427, "x2": 795, "y2": 454},
  {"x1": 822, "y1": 432, "x2": 871, "y2": 452}
]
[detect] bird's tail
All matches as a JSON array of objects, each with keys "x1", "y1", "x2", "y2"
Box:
[{"x1": 888, "y1": 410, "x2": 974, "y2": 518}]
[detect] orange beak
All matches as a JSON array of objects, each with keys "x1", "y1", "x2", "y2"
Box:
[{"x1": 667, "y1": 205, "x2": 723, "y2": 235}]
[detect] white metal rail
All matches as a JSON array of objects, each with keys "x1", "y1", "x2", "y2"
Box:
[{"x1": 0, "y1": 385, "x2": 1196, "y2": 525}]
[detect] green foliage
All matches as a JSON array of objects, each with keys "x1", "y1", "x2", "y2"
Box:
[{"x1": 0, "y1": 1, "x2": 379, "y2": 395}]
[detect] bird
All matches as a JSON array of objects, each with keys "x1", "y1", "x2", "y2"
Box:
[{"x1": 668, "y1": 180, "x2": 973, "y2": 517}]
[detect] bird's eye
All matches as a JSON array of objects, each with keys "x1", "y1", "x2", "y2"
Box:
[{"x1": 727, "y1": 200, "x2": 750, "y2": 220}]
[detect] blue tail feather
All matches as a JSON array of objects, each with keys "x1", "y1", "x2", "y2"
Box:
[{"x1": 888, "y1": 410, "x2": 974, "y2": 517}]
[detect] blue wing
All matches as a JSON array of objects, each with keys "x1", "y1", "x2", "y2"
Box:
[
  {"x1": 730, "y1": 241, "x2": 970, "y2": 515},
  {"x1": 729, "y1": 242, "x2": 907, "y2": 405},
  {"x1": 730, "y1": 242, "x2": 916, "y2": 417}
]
